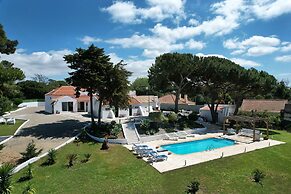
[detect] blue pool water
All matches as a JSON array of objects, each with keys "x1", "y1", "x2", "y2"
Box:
[{"x1": 161, "y1": 138, "x2": 235, "y2": 155}]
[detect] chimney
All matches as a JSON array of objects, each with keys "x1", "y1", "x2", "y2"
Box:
[{"x1": 184, "y1": 94, "x2": 188, "y2": 103}]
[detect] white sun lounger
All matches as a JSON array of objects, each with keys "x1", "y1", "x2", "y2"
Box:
[
  {"x1": 149, "y1": 152, "x2": 168, "y2": 162},
  {"x1": 175, "y1": 131, "x2": 187, "y2": 139},
  {"x1": 164, "y1": 133, "x2": 179, "y2": 141},
  {"x1": 0, "y1": 117, "x2": 6, "y2": 124},
  {"x1": 132, "y1": 143, "x2": 148, "y2": 151}
]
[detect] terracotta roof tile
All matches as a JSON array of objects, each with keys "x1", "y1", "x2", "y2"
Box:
[
  {"x1": 129, "y1": 95, "x2": 158, "y2": 105},
  {"x1": 159, "y1": 94, "x2": 195, "y2": 105},
  {"x1": 240, "y1": 99, "x2": 288, "y2": 113}
]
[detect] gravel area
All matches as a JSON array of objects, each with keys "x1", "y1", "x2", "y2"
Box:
[{"x1": 0, "y1": 107, "x2": 88, "y2": 165}]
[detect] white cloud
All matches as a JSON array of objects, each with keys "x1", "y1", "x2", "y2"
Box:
[
  {"x1": 252, "y1": 0, "x2": 291, "y2": 20},
  {"x1": 281, "y1": 43, "x2": 291, "y2": 52},
  {"x1": 102, "y1": 0, "x2": 186, "y2": 24},
  {"x1": 0, "y1": 49, "x2": 72, "y2": 79},
  {"x1": 224, "y1": 35, "x2": 281, "y2": 56},
  {"x1": 230, "y1": 58, "x2": 261, "y2": 67},
  {"x1": 188, "y1": 18, "x2": 199, "y2": 26},
  {"x1": 80, "y1": 36, "x2": 102, "y2": 45},
  {"x1": 185, "y1": 39, "x2": 205, "y2": 50},
  {"x1": 275, "y1": 55, "x2": 291, "y2": 62},
  {"x1": 247, "y1": 46, "x2": 279, "y2": 56}
]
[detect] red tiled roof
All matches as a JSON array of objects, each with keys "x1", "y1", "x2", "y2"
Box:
[
  {"x1": 46, "y1": 86, "x2": 90, "y2": 102},
  {"x1": 240, "y1": 99, "x2": 288, "y2": 113},
  {"x1": 200, "y1": 105, "x2": 224, "y2": 111},
  {"x1": 159, "y1": 94, "x2": 195, "y2": 105},
  {"x1": 129, "y1": 95, "x2": 158, "y2": 105}
]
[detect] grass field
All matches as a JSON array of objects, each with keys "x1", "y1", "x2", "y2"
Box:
[
  {"x1": 0, "y1": 120, "x2": 25, "y2": 136},
  {"x1": 11, "y1": 129, "x2": 291, "y2": 194}
]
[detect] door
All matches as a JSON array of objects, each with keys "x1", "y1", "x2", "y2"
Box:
[
  {"x1": 68, "y1": 102, "x2": 73, "y2": 111},
  {"x1": 79, "y1": 102, "x2": 85, "y2": 111}
]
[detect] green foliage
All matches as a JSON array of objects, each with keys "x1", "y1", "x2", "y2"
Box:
[
  {"x1": 82, "y1": 153, "x2": 92, "y2": 163},
  {"x1": 0, "y1": 24, "x2": 18, "y2": 54},
  {"x1": 131, "y1": 77, "x2": 150, "y2": 95},
  {"x1": 20, "y1": 141, "x2": 43, "y2": 162},
  {"x1": 252, "y1": 169, "x2": 265, "y2": 183},
  {"x1": 149, "y1": 112, "x2": 167, "y2": 123},
  {"x1": 0, "y1": 96, "x2": 12, "y2": 116},
  {"x1": 186, "y1": 180, "x2": 200, "y2": 194},
  {"x1": 65, "y1": 45, "x2": 131, "y2": 126},
  {"x1": 0, "y1": 144, "x2": 5, "y2": 151},
  {"x1": 19, "y1": 164, "x2": 33, "y2": 182},
  {"x1": 0, "y1": 163, "x2": 14, "y2": 194},
  {"x1": 238, "y1": 111, "x2": 281, "y2": 129},
  {"x1": 67, "y1": 154, "x2": 78, "y2": 167},
  {"x1": 22, "y1": 182, "x2": 36, "y2": 194},
  {"x1": 46, "y1": 149, "x2": 57, "y2": 165},
  {"x1": 12, "y1": 98, "x2": 23, "y2": 106},
  {"x1": 188, "y1": 112, "x2": 198, "y2": 121},
  {"x1": 167, "y1": 112, "x2": 178, "y2": 123}
]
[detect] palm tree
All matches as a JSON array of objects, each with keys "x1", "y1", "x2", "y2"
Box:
[{"x1": 0, "y1": 163, "x2": 14, "y2": 194}]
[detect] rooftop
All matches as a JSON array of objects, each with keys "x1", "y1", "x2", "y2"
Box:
[
  {"x1": 240, "y1": 99, "x2": 288, "y2": 113},
  {"x1": 159, "y1": 94, "x2": 195, "y2": 105}
]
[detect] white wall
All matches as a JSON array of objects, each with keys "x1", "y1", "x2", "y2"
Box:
[
  {"x1": 54, "y1": 96, "x2": 77, "y2": 114},
  {"x1": 199, "y1": 105, "x2": 235, "y2": 123},
  {"x1": 45, "y1": 95, "x2": 53, "y2": 113}
]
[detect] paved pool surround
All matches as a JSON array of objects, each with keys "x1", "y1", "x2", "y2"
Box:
[{"x1": 124, "y1": 133, "x2": 285, "y2": 173}]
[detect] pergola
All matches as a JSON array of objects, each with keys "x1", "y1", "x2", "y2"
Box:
[{"x1": 223, "y1": 115, "x2": 269, "y2": 142}]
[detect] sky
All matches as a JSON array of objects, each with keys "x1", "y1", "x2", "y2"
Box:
[{"x1": 0, "y1": 0, "x2": 291, "y2": 83}]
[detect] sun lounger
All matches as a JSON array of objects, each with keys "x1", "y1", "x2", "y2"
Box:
[
  {"x1": 164, "y1": 133, "x2": 179, "y2": 141},
  {"x1": 227, "y1": 128, "x2": 236, "y2": 135},
  {"x1": 0, "y1": 117, "x2": 6, "y2": 124},
  {"x1": 149, "y1": 152, "x2": 168, "y2": 162},
  {"x1": 132, "y1": 143, "x2": 148, "y2": 151},
  {"x1": 6, "y1": 118, "x2": 15, "y2": 125},
  {"x1": 136, "y1": 148, "x2": 154, "y2": 156},
  {"x1": 175, "y1": 131, "x2": 187, "y2": 139}
]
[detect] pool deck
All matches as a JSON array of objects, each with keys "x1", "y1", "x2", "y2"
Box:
[{"x1": 124, "y1": 133, "x2": 285, "y2": 173}]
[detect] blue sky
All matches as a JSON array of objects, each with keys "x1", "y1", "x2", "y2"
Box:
[{"x1": 0, "y1": 0, "x2": 291, "y2": 83}]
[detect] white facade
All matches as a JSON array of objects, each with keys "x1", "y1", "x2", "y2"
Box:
[{"x1": 199, "y1": 104, "x2": 236, "y2": 123}]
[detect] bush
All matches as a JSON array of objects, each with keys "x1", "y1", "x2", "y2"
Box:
[
  {"x1": 82, "y1": 153, "x2": 92, "y2": 163},
  {"x1": 188, "y1": 112, "x2": 198, "y2": 121},
  {"x1": 22, "y1": 182, "x2": 36, "y2": 194},
  {"x1": 12, "y1": 98, "x2": 23, "y2": 106},
  {"x1": 18, "y1": 164, "x2": 33, "y2": 182},
  {"x1": 20, "y1": 141, "x2": 43, "y2": 162},
  {"x1": 149, "y1": 112, "x2": 166, "y2": 123},
  {"x1": 0, "y1": 144, "x2": 5, "y2": 151},
  {"x1": 140, "y1": 119, "x2": 150, "y2": 132},
  {"x1": 168, "y1": 112, "x2": 178, "y2": 123},
  {"x1": 46, "y1": 149, "x2": 57, "y2": 165},
  {"x1": 252, "y1": 169, "x2": 265, "y2": 183},
  {"x1": 110, "y1": 123, "x2": 122, "y2": 137},
  {"x1": 67, "y1": 154, "x2": 78, "y2": 168},
  {"x1": 0, "y1": 163, "x2": 14, "y2": 194},
  {"x1": 186, "y1": 180, "x2": 200, "y2": 194},
  {"x1": 101, "y1": 139, "x2": 109, "y2": 150}
]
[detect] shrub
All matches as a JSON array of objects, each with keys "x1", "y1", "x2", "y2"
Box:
[
  {"x1": 18, "y1": 164, "x2": 33, "y2": 182},
  {"x1": 0, "y1": 163, "x2": 14, "y2": 194},
  {"x1": 110, "y1": 123, "x2": 122, "y2": 137},
  {"x1": 188, "y1": 112, "x2": 198, "y2": 121},
  {"x1": 140, "y1": 119, "x2": 150, "y2": 132},
  {"x1": 20, "y1": 141, "x2": 43, "y2": 162},
  {"x1": 101, "y1": 139, "x2": 109, "y2": 150},
  {"x1": 252, "y1": 169, "x2": 265, "y2": 183},
  {"x1": 186, "y1": 180, "x2": 200, "y2": 194},
  {"x1": 12, "y1": 98, "x2": 23, "y2": 106},
  {"x1": 149, "y1": 112, "x2": 166, "y2": 123},
  {"x1": 0, "y1": 144, "x2": 5, "y2": 151},
  {"x1": 67, "y1": 154, "x2": 78, "y2": 168},
  {"x1": 22, "y1": 182, "x2": 36, "y2": 194},
  {"x1": 168, "y1": 112, "x2": 178, "y2": 123},
  {"x1": 46, "y1": 149, "x2": 57, "y2": 165},
  {"x1": 82, "y1": 153, "x2": 92, "y2": 163}
]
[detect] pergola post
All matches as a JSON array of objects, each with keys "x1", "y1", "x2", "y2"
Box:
[
  {"x1": 266, "y1": 121, "x2": 269, "y2": 139},
  {"x1": 223, "y1": 118, "x2": 226, "y2": 134},
  {"x1": 252, "y1": 122, "x2": 256, "y2": 142}
]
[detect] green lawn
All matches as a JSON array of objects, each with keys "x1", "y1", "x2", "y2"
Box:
[
  {"x1": 11, "y1": 130, "x2": 291, "y2": 194},
  {"x1": 0, "y1": 120, "x2": 25, "y2": 136},
  {"x1": 22, "y1": 99, "x2": 44, "y2": 102}
]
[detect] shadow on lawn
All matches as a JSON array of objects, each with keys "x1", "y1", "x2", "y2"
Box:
[{"x1": 15, "y1": 119, "x2": 88, "y2": 139}]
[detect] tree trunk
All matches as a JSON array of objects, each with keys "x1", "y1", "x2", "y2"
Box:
[
  {"x1": 234, "y1": 97, "x2": 243, "y2": 115},
  {"x1": 98, "y1": 99, "x2": 102, "y2": 126},
  {"x1": 115, "y1": 106, "x2": 119, "y2": 118},
  {"x1": 174, "y1": 90, "x2": 180, "y2": 113},
  {"x1": 89, "y1": 92, "x2": 96, "y2": 128},
  {"x1": 208, "y1": 102, "x2": 217, "y2": 124}
]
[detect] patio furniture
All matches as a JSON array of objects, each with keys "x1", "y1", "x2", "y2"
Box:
[
  {"x1": 6, "y1": 118, "x2": 16, "y2": 125},
  {"x1": 179, "y1": 131, "x2": 196, "y2": 138},
  {"x1": 0, "y1": 117, "x2": 6, "y2": 124},
  {"x1": 227, "y1": 128, "x2": 236, "y2": 135},
  {"x1": 136, "y1": 148, "x2": 153, "y2": 156},
  {"x1": 132, "y1": 143, "x2": 148, "y2": 151},
  {"x1": 149, "y1": 152, "x2": 168, "y2": 162},
  {"x1": 164, "y1": 133, "x2": 179, "y2": 141},
  {"x1": 175, "y1": 131, "x2": 187, "y2": 139}
]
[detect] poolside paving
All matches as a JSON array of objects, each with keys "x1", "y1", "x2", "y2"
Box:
[{"x1": 125, "y1": 133, "x2": 285, "y2": 173}]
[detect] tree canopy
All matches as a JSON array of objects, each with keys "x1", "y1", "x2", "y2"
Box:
[
  {"x1": 65, "y1": 45, "x2": 131, "y2": 127},
  {"x1": 131, "y1": 77, "x2": 150, "y2": 95}
]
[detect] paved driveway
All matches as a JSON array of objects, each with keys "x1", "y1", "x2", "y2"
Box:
[{"x1": 0, "y1": 107, "x2": 88, "y2": 165}]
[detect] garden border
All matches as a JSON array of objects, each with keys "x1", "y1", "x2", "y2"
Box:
[{"x1": 0, "y1": 119, "x2": 30, "y2": 145}]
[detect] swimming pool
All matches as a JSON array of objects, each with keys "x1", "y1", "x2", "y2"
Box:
[{"x1": 161, "y1": 138, "x2": 236, "y2": 155}]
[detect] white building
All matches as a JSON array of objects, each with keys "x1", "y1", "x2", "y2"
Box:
[
  {"x1": 199, "y1": 104, "x2": 236, "y2": 123},
  {"x1": 45, "y1": 86, "x2": 89, "y2": 114},
  {"x1": 89, "y1": 95, "x2": 160, "y2": 119}
]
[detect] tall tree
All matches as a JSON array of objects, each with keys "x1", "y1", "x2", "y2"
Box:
[
  {"x1": 149, "y1": 53, "x2": 199, "y2": 113},
  {"x1": 31, "y1": 74, "x2": 49, "y2": 84},
  {"x1": 131, "y1": 77, "x2": 150, "y2": 95},
  {"x1": 0, "y1": 24, "x2": 24, "y2": 115}
]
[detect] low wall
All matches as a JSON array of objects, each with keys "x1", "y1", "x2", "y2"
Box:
[
  {"x1": 140, "y1": 134, "x2": 167, "y2": 143},
  {"x1": 160, "y1": 104, "x2": 203, "y2": 112},
  {"x1": 86, "y1": 132, "x2": 128, "y2": 144},
  {"x1": 18, "y1": 102, "x2": 45, "y2": 108}
]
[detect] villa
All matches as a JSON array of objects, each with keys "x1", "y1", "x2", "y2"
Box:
[
  {"x1": 240, "y1": 99, "x2": 288, "y2": 113},
  {"x1": 159, "y1": 94, "x2": 200, "y2": 111},
  {"x1": 45, "y1": 86, "x2": 89, "y2": 114},
  {"x1": 45, "y1": 86, "x2": 160, "y2": 118},
  {"x1": 199, "y1": 104, "x2": 236, "y2": 123}
]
